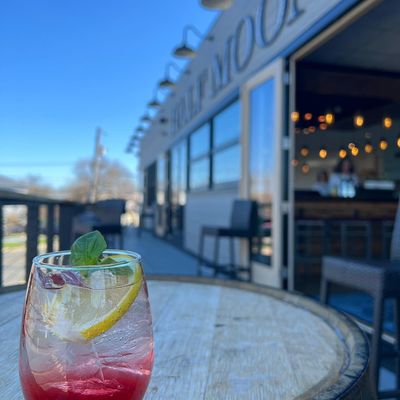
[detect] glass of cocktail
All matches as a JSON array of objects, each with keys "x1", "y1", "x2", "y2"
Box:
[{"x1": 19, "y1": 232, "x2": 153, "y2": 400}]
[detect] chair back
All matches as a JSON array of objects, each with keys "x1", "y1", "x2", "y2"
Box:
[
  {"x1": 93, "y1": 199, "x2": 126, "y2": 226},
  {"x1": 390, "y1": 197, "x2": 400, "y2": 261},
  {"x1": 230, "y1": 200, "x2": 258, "y2": 236}
]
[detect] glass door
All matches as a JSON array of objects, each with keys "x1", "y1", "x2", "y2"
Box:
[{"x1": 241, "y1": 59, "x2": 286, "y2": 288}]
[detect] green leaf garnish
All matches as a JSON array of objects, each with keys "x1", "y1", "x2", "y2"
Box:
[
  {"x1": 71, "y1": 230, "x2": 107, "y2": 266},
  {"x1": 99, "y1": 257, "x2": 116, "y2": 265}
]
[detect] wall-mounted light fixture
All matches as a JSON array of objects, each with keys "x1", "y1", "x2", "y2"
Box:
[
  {"x1": 200, "y1": 0, "x2": 233, "y2": 10},
  {"x1": 159, "y1": 62, "x2": 185, "y2": 89},
  {"x1": 148, "y1": 87, "x2": 162, "y2": 109},
  {"x1": 173, "y1": 25, "x2": 212, "y2": 59},
  {"x1": 141, "y1": 113, "x2": 152, "y2": 123}
]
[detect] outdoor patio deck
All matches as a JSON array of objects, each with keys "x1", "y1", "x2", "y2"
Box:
[{"x1": 2, "y1": 227, "x2": 200, "y2": 287}]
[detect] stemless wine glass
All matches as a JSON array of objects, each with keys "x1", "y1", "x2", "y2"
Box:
[{"x1": 19, "y1": 250, "x2": 154, "y2": 400}]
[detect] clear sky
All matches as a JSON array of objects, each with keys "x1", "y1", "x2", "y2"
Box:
[{"x1": 0, "y1": 0, "x2": 216, "y2": 188}]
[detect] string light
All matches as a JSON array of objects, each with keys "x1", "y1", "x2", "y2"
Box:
[
  {"x1": 338, "y1": 147, "x2": 347, "y2": 159},
  {"x1": 364, "y1": 141, "x2": 373, "y2": 154},
  {"x1": 383, "y1": 117, "x2": 392, "y2": 129},
  {"x1": 379, "y1": 138, "x2": 388, "y2": 151},
  {"x1": 318, "y1": 115, "x2": 326, "y2": 123},
  {"x1": 325, "y1": 112, "x2": 335, "y2": 125},
  {"x1": 301, "y1": 163, "x2": 310, "y2": 174},
  {"x1": 351, "y1": 145, "x2": 359, "y2": 157},
  {"x1": 348, "y1": 143, "x2": 356, "y2": 150},
  {"x1": 397, "y1": 136, "x2": 400, "y2": 148},
  {"x1": 304, "y1": 113, "x2": 313, "y2": 121},
  {"x1": 319, "y1": 123, "x2": 328, "y2": 131},
  {"x1": 308, "y1": 126, "x2": 316, "y2": 133},
  {"x1": 354, "y1": 114, "x2": 364, "y2": 128},
  {"x1": 291, "y1": 159, "x2": 299, "y2": 167},
  {"x1": 300, "y1": 146, "x2": 309, "y2": 157},
  {"x1": 319, "y1": 147, "x2": 328, "y2": 159},
  {"x1": 291, "y1": 111, "x2": 300, "y2": 122}
]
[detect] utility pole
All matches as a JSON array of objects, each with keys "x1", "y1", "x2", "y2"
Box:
[{"x1": 89, "y1": 127, "x2": 104, "y2": 203}]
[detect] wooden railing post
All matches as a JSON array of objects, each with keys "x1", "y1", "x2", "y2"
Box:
[
  {"x1": 25, "y1": 204, "x2": 39, "y2": 282},
  {"x1": 59, "y1": 204, "x2": 78, "y2": 250},
  {"x1": 47, "y1": 204, "x2": 55, "y2": 253}
]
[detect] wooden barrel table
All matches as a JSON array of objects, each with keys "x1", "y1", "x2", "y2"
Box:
[{"x1": 0, "y1": 276, "x2": 373, "y2": 399}]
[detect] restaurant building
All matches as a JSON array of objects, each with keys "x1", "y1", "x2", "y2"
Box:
[{"x1": 139, "y1": 0, "x2": 400, "y2": 292}]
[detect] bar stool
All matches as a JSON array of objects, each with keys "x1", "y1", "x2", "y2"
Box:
[
  {"x1": 341, "y1": 220, "x2": 372, "y2": 259},
  {"x1": 321, "y1": 199, "x2": 400, "y2": 398}
]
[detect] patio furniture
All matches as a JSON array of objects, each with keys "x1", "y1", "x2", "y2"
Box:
[
  {"x1": 321, "y1": 199, "x2": 400, "y2": 398},
  {"x1": 92, "y1": 199, "x2": 126, "y2": 248},
  {"x1": 73, "y1": 199, "x2": 126, "y2": 247},
  {"x1": 1, "y1": 276, "x2": 373, "y2": 399},
  {"x1": 197, "y1": 200, "x2": 258, "y2": 281}
]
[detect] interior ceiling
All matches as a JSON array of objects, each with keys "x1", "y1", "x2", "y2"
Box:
[
  {"x1": 304, "y1": 0, "x2": 400, "y2": 73},
  {"x1": 296, "y1": 0, "x2": 400, "y2": 130}
]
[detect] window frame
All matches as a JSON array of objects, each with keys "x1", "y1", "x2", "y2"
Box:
[
  {"x1": 211, "y1": 99, "x2": 241, "y2": 189},
  {"x1": 188, "y1": 122, "x2": 212, "y2": 192}
]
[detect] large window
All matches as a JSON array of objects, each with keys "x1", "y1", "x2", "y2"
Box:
[
  {"x1": 189, "y1": 124, "x2": 210, "y2": 190},
  {"x1": 212, "y1": 101, "x2": 240, "y2": 186},
  {"x1": 187, "y1": 100, "x2": 241, "y2": 191},
  {"x1": 249, "y1": 79, "x2": 275, "y2": 265}
]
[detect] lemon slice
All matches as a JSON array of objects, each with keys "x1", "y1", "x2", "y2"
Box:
[{"x1": 47, "y1": 260, "x2": 142, "y2": 342}]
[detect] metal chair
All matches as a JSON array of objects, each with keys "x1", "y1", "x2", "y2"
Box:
[
  {"x1": 321, "y1": 198, "x2": 400, "y2": 399},
  {"x1": 197, "y1": 200, "x2": 258, "y2": 281}
]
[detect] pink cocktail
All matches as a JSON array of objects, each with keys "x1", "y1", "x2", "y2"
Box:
[{"x1": 19, "y1": 250, "x2": 153, "y2": 400}]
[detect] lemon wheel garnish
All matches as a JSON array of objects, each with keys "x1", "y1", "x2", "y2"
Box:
[{"x1": 47, "y1": 260, "x2": 142, "y2": 342}]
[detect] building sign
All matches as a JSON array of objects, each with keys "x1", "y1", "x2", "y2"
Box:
[{"x1": 171, "y1": 0, "x2": 304, "y2": 134}]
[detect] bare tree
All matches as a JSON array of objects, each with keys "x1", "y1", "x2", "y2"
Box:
[{"x1": 62, "y1": 158, "x2": 135, "y2": 202}]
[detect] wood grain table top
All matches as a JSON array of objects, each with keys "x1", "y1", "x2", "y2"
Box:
[{"x1": 0, "y1": 276, "x2": 371, "y2": 400}]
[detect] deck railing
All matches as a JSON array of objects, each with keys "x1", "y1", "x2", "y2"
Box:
[{"x1": 0, "y1": 190, "x2": 83, "y2": 293}]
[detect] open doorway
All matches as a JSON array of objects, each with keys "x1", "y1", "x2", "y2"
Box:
[{"x1": 291, "y1": 0, "x2": 400, "y2": 295}]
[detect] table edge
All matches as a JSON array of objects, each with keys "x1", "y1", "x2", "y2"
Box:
[{"x1": 147, "y1": 275, "x2": 372, "y2": 400}]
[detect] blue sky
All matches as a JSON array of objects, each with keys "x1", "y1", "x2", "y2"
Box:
[{"x1": 0, "y1": 0, "x2": 216, "y2": 188}]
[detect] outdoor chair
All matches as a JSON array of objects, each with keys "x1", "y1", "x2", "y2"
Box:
[
  {"x1": 197, "y1": 199, "x2": 258, "y2": 282},
  {"x1": 321, "y1": 198, "x2": 400, "y2": 399},
  {"x1": 91, "y1": 199, "x2": 126, "y2": 248}
]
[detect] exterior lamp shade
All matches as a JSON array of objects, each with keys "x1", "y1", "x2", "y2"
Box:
[
  {"x1": 141, "y1": 114, "x2": 152, "y2": 123},
  {"x1": 174, "y1": 44, "x2": 196, "y2": 59},
  {"x1": 201, "y1": 0, "x2": 233, "y2": 10},
  {"x1": 148, "y1": 99, "x2": 161, "y2": 108},
  {"x1": 159, "y1": 78, "x2": 175, "y2": 89}
]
